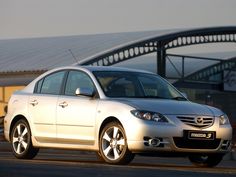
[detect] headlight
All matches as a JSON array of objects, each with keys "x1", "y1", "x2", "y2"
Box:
[
  {"x1": 219, "y1": 114, "x2": 230, "y2": 125},
  {"x1": 131, "y1": 110, "x2": 169, "y2": 123}
]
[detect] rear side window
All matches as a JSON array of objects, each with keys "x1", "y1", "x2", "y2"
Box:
[
  {"x1": 35, "y1": 71, "x2": 66, "y2": 95},
  {"x1": 36, "y1": 79, "x2": 43, "y2": 93}
]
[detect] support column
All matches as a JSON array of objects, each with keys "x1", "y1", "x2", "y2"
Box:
[
  {"x1": 157, "y1": 43, "x2": 166, "y2": 77},
  {"x1": 182, "y1": 56, "x2": 185, "y2": 79}
]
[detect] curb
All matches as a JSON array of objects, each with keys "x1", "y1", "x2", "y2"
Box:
[{"x1": 0, "y1": 141, "x2": 236, "y2": 160}]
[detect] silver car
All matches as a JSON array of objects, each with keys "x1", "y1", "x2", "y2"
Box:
[{"x1": 4, "y1": 66, "x2": 232, "y2": 167}]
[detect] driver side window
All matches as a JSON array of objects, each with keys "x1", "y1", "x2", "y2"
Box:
[{"x1": 64, "y1": 70, "x2": 95, "y2": 96}]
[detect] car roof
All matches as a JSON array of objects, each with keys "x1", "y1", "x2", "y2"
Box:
[
  {"x1": 22, "y1": 65, "x2": 155, "y2": 93},
  {"x1": 52, "y1": 65, "x2": 154, "y2": 74},
  {"x1": 77, "y1": 65, "x2": 154, "y2": 74}
]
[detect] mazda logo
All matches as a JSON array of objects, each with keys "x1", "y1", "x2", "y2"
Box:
[{"x1": 195, "y1": 117, "x2": 204, "y2": 125}]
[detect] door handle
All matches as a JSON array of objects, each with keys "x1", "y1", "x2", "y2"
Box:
[
  {"x1": 30, "y1": 100, "x2": 38, "y2": 106},
  {"x1": 59, "y1": 101, "x2": 68, "y2": 108}
]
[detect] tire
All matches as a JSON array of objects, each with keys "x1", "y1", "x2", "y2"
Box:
[
  {"x1": 188, "y1": 154, "x2": 223, "y2": 167},
  {"x1": 11, "y1": 119, "x2": 39, "y2": 159},
  {"x1": 99, "y1": 122, "x2": 134, "y2": 165},
  {"x1": 95, "y1": 151, "x2": 105, "y2": 162}
]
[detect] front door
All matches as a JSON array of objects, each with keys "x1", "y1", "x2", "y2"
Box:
[{"x1": 56, "y1": 70, "x2": 98, "y2": 145}]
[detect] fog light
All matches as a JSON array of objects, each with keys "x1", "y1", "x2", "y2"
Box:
[
  {"x1": 148, "y1": 138, "x2": 160, "y2": 146},
  {"x1": 219, "y1": 114, "x2": 229, "y2": 125}
]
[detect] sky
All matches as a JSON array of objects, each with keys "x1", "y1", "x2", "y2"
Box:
[{"x1": 0, "y1": 0, "x2": 236, "y2": 39}]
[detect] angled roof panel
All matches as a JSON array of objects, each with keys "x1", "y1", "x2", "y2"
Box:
[
  {"x1": 0, "y1": 27, "x2": 235, "y2": 74},
  {"x1": 0, "y1": 29, "x2": 178, "y2": 73}
]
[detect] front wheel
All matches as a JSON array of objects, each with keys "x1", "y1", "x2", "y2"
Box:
[
  {"x1": 11, "y1": 119, "x2": 39, "y2": 159},
  {"x1": 188, "y1": 154, "x2": 223, "y2": 167},
  {"x1": 99, "y1": 122, "x2": 134, "y2": 164}
]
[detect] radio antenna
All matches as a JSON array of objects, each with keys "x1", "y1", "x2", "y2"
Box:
[{"x1": 68, "y1": 49, "x2": 79, "y2": 63}]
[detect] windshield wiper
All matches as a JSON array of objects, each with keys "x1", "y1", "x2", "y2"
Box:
[
  {"x1": 136, "y1": 96, "x2": 168, "y2": 99},
  {"x1": 172, "y1": 96, "x2": 187, "y2": 101}
]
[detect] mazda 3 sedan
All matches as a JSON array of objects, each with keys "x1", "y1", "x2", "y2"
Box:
[{"x1": 4, "y1": 66, "x2": 232, "y2": 167}]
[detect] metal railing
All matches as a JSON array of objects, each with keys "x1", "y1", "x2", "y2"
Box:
[{"x1": 0, "y1": 117, "x2": 4, "y2": 141}]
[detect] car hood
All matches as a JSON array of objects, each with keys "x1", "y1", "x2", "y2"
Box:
[{"x1": 113, "y1": 98, "x2": 220, "y2": 116}]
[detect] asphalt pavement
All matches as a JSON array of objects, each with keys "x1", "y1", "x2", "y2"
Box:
[{"x1": 1, "y1": 141, "x2": 236, "y2": 177}]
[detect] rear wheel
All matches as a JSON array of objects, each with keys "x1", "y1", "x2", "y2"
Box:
[
  {"x1": 188, "y1": 154, "x2": 223, "y2": 167},
  {"x1": 99, "y1": 122, "x2": 134, "y2": 164},
  {"x1": 11, "y1": 119, "x2": 39, "y2": 159}
]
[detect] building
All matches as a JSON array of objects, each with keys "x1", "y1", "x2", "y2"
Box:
[{"x1": 0, "y1": 27, "x2": 236, "y2": 125}]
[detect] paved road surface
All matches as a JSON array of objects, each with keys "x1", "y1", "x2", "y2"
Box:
[{"x1": 1, "y1": 142, "x2": 236, "y2": 177}]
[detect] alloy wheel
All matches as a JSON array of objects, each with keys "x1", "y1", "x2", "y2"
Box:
[
  {"x1": 12, "y1": 123, "x2": 29, "y2": 154},
  {"x1": 101, "y1": 126, "x2": 125, "y2": 161}
]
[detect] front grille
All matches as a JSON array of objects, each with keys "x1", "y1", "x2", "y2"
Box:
[
  {"x1": 173, "y1": 137, "x2": 221, "y2": 149},
  {"x1": 177, "y1": 116, "x2": 214, "y2": 128}
]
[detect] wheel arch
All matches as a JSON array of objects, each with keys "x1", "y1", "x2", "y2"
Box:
[
  {"x1": 9, "y1": 115, "x2": 29, "y2": 141},
  {"x1": 98, "y1": 116, "x2": 123, "y2": 137}
]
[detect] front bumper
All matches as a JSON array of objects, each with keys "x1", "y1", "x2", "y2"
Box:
[{"x1": 124, "y1": 115, "x2": 232, "y2": 154}]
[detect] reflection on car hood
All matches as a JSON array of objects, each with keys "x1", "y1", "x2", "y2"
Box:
[{"x1": 113, "y1": 98, "x2": 220, "y2": 116}]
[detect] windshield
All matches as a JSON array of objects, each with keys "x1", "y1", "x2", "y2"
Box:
[{"x1": 93, "y1": 71, "x2": 186, "y2": 100}]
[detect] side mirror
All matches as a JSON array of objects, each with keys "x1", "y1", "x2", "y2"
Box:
[{"x1": 75, "y1": 88, "x2": 94, "y2": 97}]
